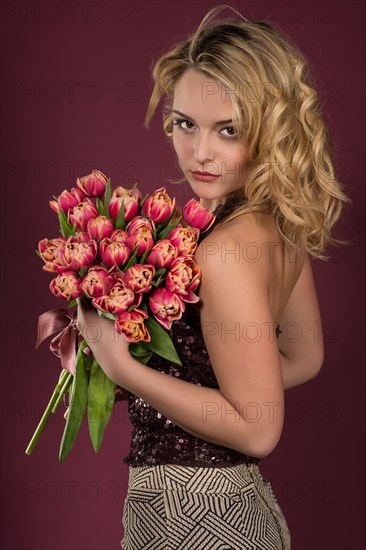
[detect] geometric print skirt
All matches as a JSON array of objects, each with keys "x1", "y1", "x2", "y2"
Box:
[{"x1": 121, "y1": 462, "x2": 291, "y2": 549}]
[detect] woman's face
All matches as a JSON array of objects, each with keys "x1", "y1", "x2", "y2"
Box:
[{"x1": 172, "y1": 68, "x2": 250, "y2": 209}]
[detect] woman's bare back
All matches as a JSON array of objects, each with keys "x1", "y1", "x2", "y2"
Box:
[{"x1": 206, "y1": 211, "x2": 306, "y2": 329}]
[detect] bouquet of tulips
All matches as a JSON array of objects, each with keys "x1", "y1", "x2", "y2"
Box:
[{"x1": 25, "y1": 170, "x2": 216, "y2": 461}]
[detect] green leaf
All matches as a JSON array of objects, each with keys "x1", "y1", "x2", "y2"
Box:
[
  {"x1": 96, "y1": 198, "x2": 104, "y2": 215},
  {"x1": 156, "y1": 219, "x2": 180, "y2": 240},
  {"x1": 129, "y1": 342, "x2": 151, "y2": 358},
  {"x1": 35, "y1": 249, "x2": 42, "y2": 258},
  {"x1": 154, "y1": 268, "x2": 166, "y2": 278},
  {"x1": 98, "y1": 311, "x2": 118, "y2": 322},
  {"x1": 154, "y1": 275, "x2": 166, "y2": 287},
  {"x1": 58, "y1": 209, "x2": 75, "y2": 239},
  {"x1": 144, "y1": 315, "x2": 182, "y2": 366},
  {"x1": 52, "y1": 195, "x2": 59, "y2": 201},
  {"x1": 134, "y1": 351, "x2": 153, "y2": 365},
  {"x1": 87, "y1": 360, "x2": 116, "y2": 453},
  {"x1": 139, "y1": 248, "x2": 151, "y2": 264},
  {"x1": 155, "y1": 208, "x2": 178, "y2": 232},
  {"x1": 68, "y1": 299, "x2": 77, "y2": 308},
  {"x1": 79, "y1": 267, "x2": 88, "y2": 279},
  {"x1": 139, "y1": 193, "x2": 149, "y2": 212},
  {"x1": 115, "y1": 198, "x2": 125, "y2": 230},
  {"x1": 123, "y1": 244, "x2": 139, "y2": 271},
  {"x1": 59, "y1": 340, "x2": 89, "y2": 462},
  {"x1": 103, "y1": 179, "x2": 112, "y2": 217}
]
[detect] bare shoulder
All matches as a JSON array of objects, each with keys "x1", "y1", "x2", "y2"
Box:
[
  {"x1": 194, "y1": 211, "x2": 280, "y2": 280},
  {"x1": 193, "y1": 211, "x2": 285, "y2": 456},
  {"x1": 194, "y1": 211, "x2": 307, "y2": 324}
]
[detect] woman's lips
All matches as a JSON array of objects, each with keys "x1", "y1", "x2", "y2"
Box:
[{"x1": 191, "y1": 171, "x2": 220, "y2": 182}]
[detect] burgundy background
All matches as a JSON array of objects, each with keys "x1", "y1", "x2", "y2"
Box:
[{"x1": 1, "y1": 1, "x2": 364, "y2": 549}]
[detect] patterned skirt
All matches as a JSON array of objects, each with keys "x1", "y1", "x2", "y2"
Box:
[{"x1": 121, "y1": 462, "x2": 291, "y2": 549}]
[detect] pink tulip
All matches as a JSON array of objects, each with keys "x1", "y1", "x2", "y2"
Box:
[
  {"x1": 149, "y1": 287, "x2": 185, "y2": 330},
  {"x1": 165, "y1": 256, "x2": 201, "y2": 303},
  {"x1": 99, "y1": 237, "x2": 132, "y2": 268},
  {"x1": 56, "y1": 234, "x2": 98, "y2": 273},
  {"x1": 55, "y1": 187, "x2": 86, "y2": 213},
  {"x1": 92, "y1": 279, "x2": 141, "y2": 315},
  {"x1": 38, "y1": 237, "x2": 66, "y2": 273},
  {"x1": 80, "y1": 266, "x2": 115, "y2": 298},
  {"x1": 68, "y1": 198, "x2": 99, "y2": 231},
  {"x1": 110, "y1": 229, "x2": 130, "y2": 243},
  {"x1": 142, "y1": 187, "x2": 176, "y2": 223},
  {"x1": 49, "y1": 200, "x2": 61, "y2": 214},
  {"x1": 125, "y1": 216, "x2": 155, "y2": 256},
  {"x1": 76, "y1": 169, "x2": 108, "y2": 198},
  {"x1": 146, "y1": 239, "x2": 178, "y2": 269},
  {"x1": 109, "y1": 186, "x2": 142, "y2": 221},
  {"x1": 124, "y1": 264, "x2": 155, "y2": 294},
  {"x1": 125, "y1": 228, "x2": 155, "y2": 256},
  {"x1": 126, "y1": 216, "x2": 155, "y2": 235},
  {"x1": 50, "y1": 271, "x2": 81, "y2": 300},
  {"x1": 75, "y1": 231, "x2": 91, "y2": 243},
  {"x1": 115, "y1": 308, "x2": 151, "y2": 343},
  {"x1": 87, "y1": 215, "x2": 114, "y2": 241},
  {"x1": 183, "y1": 198, "x2": 216, "y2": 231},
  {"x1": 167, "y1": 226, "x2": 200, "y2": 256}
]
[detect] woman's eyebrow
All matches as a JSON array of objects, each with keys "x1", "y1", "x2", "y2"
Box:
[{"x1": 172, "y1": 109, "x2": 233, "y2": 125}]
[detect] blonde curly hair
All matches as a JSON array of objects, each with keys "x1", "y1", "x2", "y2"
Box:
[{"x1": 144, "y1": 4, "x2": 352, "y2": 261}]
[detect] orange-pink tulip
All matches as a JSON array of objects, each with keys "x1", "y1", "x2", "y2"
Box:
[
  {"x1": 115, "y1": 308, "x2": 151, "y2": 343},
  {"x1": 92, "y1": 278, "x2": 141, "y2": 315},
  {"x1": 68, "y1": 198, "x2": 99, "y2": 231},
  {"x1": 80, "y1": 266, "x2": 115, "y2": 298},
  {"x1": 49, "y1": 271, "x2": 81, "y2": 300},
  {"x1": 51, "y1": 187, "x2": 86, "y2": 214},
  {"x1": 56, "y1": 234, "x2": 98, "y2": 273},
  {"x1": 167, "y1": 226, "x2": 200, "y2": 256},
  {"x1": 109, "y1": 229, "x2": 130, "y2": 243},
  {"x1": 38, "y1": 237, "x2": 66, "y2": 272},
  {"x1": 183, "y1": 198, "x2": 216, "y2": 231},
  {"x1": 149, "y1": 287, "x2": 185, "y2": 330},
  {"x1": 142, "y1": 187, "x2": 176, "y2": 223},
  {"x1": 124, "y1": 264, "x2": 155, "y2": 294},
  {"x1": 146, "y1": 239, "x2": 178, "y2": 269},
  {"x1": 87, "y1": 215, "x2": 114, "y2": 241},
  {"x1": 165, "y1": 256, "x2": 201, "y2": 303},
  {"x1": 125, "y1": 225, "x2": 155, "y2": 256},
  {"x1": 109, "y1": 186, "x2": 141, "y2": 221},
  {"x1": 99, "y1": 237, "x2": 132, "y2": 268},
  {"x1": 76, "y1": 169, "x2": 108, "y2": 198}
]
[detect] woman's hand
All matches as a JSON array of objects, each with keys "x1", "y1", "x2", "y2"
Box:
[{"x1": 76, "y1": 295, "x2": 131, "y2": 361}]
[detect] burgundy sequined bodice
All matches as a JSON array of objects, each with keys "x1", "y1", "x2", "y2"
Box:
[
  {"x1": 123, "y1": 192, "x2": 282, "y2": 468},
  {"x1": 123, "y1": 302, "x2": 281, "y2": 468}
]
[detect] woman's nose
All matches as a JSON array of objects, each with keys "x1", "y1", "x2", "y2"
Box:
[{"x1": 193, "y1": 132, "x2": 215, "y2": 164}]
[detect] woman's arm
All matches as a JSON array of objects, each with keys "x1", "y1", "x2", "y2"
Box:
[
  {"x1": 77, "y1": 221, "x2": 286, "y2": 459},
  {"x1": 76, "y1": 306, "x2": 276, "y2": 459},
  {"x1": 278, "y1": 252, "x2": 325, "y2": 389}
]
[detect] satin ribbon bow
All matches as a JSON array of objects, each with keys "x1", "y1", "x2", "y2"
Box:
[{"x1": 35, "y1": 309, "x2": 86, "y2": 375}]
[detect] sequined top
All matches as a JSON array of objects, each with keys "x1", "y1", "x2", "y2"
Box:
[
  {"x1": 123, "y1": 191, "x2": 282, "y2": 468},
  {"x1": 123, "y1": 302, "x2": 281, "y2": 468}
]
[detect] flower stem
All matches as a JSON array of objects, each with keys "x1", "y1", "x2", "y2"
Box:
[
  {"x1": 51, "y1": 372, "x2": 73, "y2": 413},
  {"x1": 25, "y1": 369, "x2": 70, "y2": 455}
]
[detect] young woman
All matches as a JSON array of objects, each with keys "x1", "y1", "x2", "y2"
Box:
[{"x1": 76, "y1": 5, "x2": 350, "y2": 549}]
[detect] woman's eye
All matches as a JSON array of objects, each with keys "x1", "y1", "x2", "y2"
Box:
[
  {"x1": 220, "y1": 127, "x2": 237, "y2": 138},
  {"x1": 173, "y1": 118, "x2": 194, "y2": 130},
  {"x1": 172, "y1": 119, "x2": 237, "y2": 139}
]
